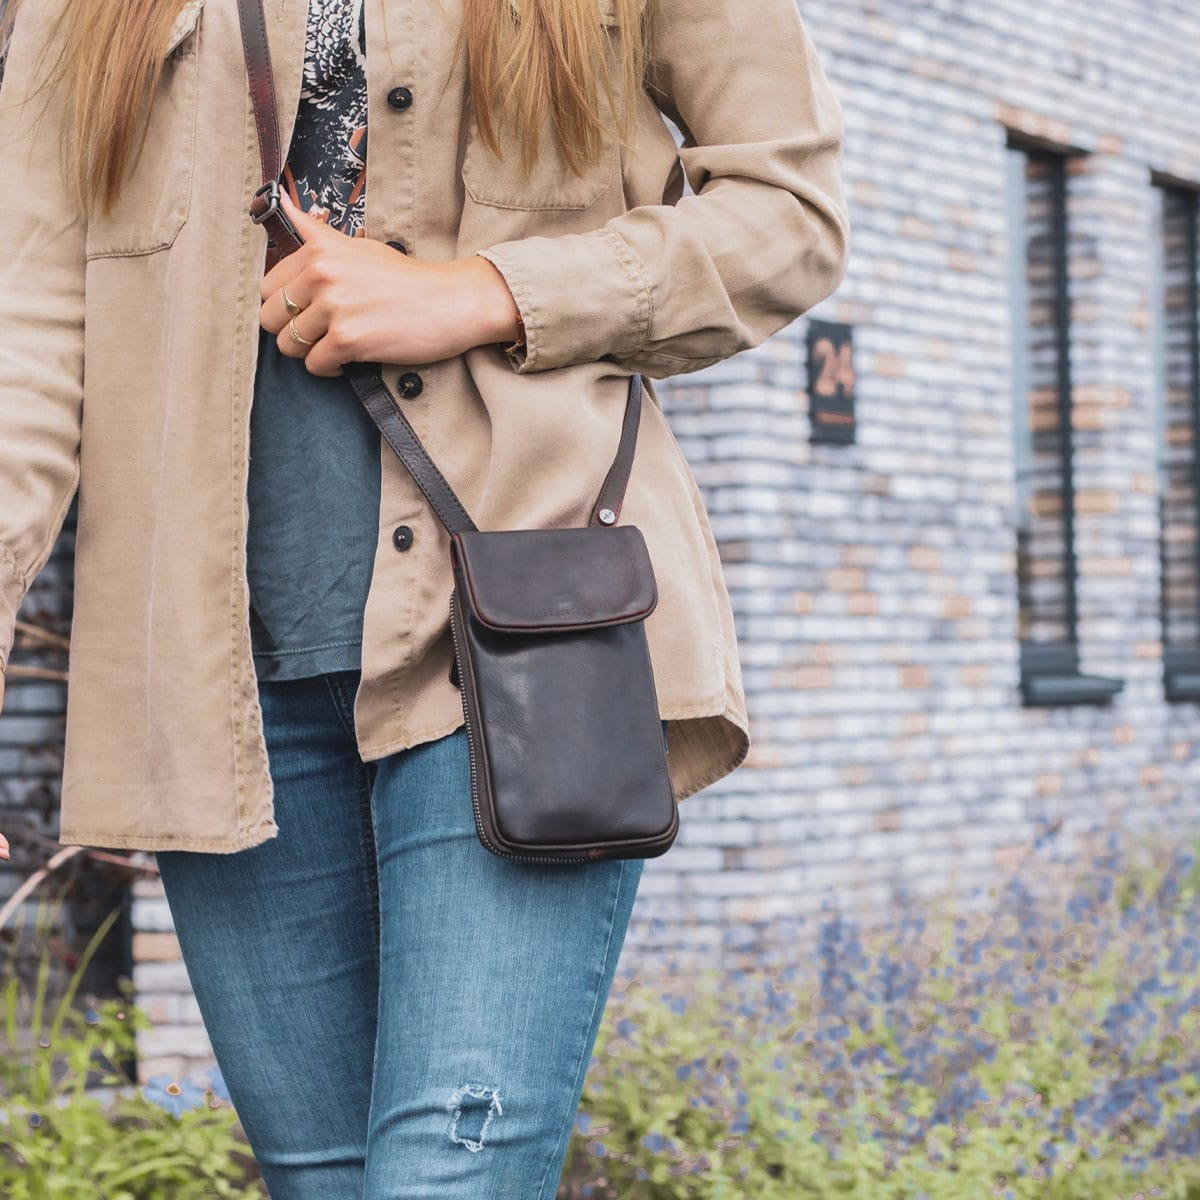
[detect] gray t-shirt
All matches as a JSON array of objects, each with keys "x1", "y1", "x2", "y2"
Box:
[{"x1": 247, "y1": 0, "x2": 380, "y2": 681}]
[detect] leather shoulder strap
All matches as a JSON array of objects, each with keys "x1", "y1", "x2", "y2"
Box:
[
  {"x1": 236, "y1": 0, "x2": 283, "y2": 203},
  {"x1": 235, "y1": 0, "x2": 641, "y2": 536}
]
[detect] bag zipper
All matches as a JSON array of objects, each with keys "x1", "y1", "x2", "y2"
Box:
[{"x1": 448, "y1": 591, "x2": 591, "y2": 865}]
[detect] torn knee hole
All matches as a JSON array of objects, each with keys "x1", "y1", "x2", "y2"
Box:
[{"x1": 446, "y1": 1082, "x2": 502, "y2": 1152}]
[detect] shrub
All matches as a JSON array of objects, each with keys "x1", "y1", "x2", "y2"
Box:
[
  {"x1": 0, "y1": 892, "x2": 263, "y2": 1199},
  {"x1": 560, "y1": 831, "x2": 1200, "y2": 1199},
  {"x1": 7, "y1": 828, "x2": 1200, "y2": 1198}
]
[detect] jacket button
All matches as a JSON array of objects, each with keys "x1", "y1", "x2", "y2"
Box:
[
  {"x1": 398, "y1": 371, "x2": 423, "y2": 399},
  {"x1": 387, "y1": 238, "x2": 408, "y2": 255},
  {"x1": 386, "y1": 86, "x2": 413, "y2": 111},
  {"x1": 392, "y1": 525, "x2": 414, "y2": 551}
]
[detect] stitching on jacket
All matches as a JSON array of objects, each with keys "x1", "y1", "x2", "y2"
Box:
[
  {"x1": 55, "y1": 816, "x2": 280, "y2": 853},
  {"x1": 230, "y1": 114, "x2": 259, "y2": 840},
  {"x1": 601, "y1": 225, "x2": 653, "y2": 359}
]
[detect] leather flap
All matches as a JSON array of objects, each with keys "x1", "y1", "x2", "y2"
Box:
[{"x1": 451, "y1": 526, "x2": 657, "y2": 632}]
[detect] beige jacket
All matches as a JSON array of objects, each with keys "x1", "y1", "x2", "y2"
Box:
[{"x1": 0, "y1": 0, "x2": 849, "y2": 852}]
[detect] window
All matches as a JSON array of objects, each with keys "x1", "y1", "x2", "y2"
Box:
[
  {"x1": 1004, "y1": 138, "x2": 1123, "y2": 705},
  {"x1": 1152, "y1": 178, "x2": 1200, "y2": 700}
]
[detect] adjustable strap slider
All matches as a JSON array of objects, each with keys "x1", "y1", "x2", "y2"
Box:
[{"x1": 249, "y1": 178, "x2": 282, "y2": 225}]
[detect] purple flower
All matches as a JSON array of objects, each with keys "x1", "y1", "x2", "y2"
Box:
[{"x1": 142, "y1": 1073, "x2": 208, "y2": 1118}]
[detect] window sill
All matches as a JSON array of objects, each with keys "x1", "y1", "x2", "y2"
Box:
[
  {"x1": 1165, "y1": 671, "x2": 1200, "y2": 703},
  {"x1": 1020, "y1": 671, "x2": 1125, "y2": 707}
]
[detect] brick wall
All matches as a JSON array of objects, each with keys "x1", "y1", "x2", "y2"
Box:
[{"x1": 627, "y1": 0, "x2": 1200, "y2": 968}]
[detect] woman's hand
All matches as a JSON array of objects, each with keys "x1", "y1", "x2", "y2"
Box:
[
  {"x1": 258, "y1": 190, "x2": 522, "y2": 377},
  {"x1": 0, "y1": 831, "x2": 9, "y2": 861}
]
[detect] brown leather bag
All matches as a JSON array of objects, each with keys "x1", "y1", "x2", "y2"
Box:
[{"x1": 235, "y1": 0, "x2": 679, "y2": 862}]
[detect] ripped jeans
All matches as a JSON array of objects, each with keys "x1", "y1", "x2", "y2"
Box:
[{"x1": 154, "y1": 667, "x2": 645, "y2": 1200}]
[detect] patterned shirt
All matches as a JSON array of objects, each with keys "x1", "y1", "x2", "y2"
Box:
[
  {"x1": 246, "y1": 0, "x2": 382, "y2": 682},
  {"x1": 281, "y1": 0, "x2": 368, "y2": 237}
]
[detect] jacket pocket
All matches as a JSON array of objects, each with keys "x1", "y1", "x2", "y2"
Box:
[
  {"x1": 84, "y1": 0, "x2": 205, "y2": 259},
  {"x1": 460, "y1": 1, "x2": 627, "y2": 211}
]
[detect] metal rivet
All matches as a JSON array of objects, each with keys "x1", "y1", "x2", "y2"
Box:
[{"x1": 598, "y1": 508, "x2": 616, "y2": 525}]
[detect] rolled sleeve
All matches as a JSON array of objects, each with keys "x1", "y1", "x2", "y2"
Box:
[
  {"x1": 475, "y1": 0, "x2": 850, "y2": 377},
  {"x1": 475, "y1": 224, "x2": 652, "y2": 374}
]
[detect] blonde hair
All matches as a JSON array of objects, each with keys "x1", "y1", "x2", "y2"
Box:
[{"x1": 0, "y1": 0, "x2": 653, "y2": 220}]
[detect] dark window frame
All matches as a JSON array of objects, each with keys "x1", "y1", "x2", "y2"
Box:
[
  {"x1": 1152, "y1": 175, "x2": 1200, "y2": 701},
  {"x1": 1005, "y1": 134, "x2": 1123, "y2": 706}
]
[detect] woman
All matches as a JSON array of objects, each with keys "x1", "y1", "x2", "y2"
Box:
[{"x1": 0, "y1": 0, "x2": 848, "y2": 1194}]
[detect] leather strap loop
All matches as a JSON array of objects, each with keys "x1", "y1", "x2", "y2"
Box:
[
  {"x1": 235, "y1": 0, "x2": 641, "y2": 537},
  {"x1": 588, "y1": 372, "x2": 643, "y2": 527}
]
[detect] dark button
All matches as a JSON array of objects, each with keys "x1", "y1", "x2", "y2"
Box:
[
  {"x1": 387, "y1": 238, "x2": 408, "y2": 255},
  {"x1": 398, "y1": 371, "x2": 424, "y2": 399},
  {"x1": 392, "y1": 525, "x2": 414, "y2": 552},
  {"x1": 386, "y1": 86, "x2": 413, "y2": 111}
]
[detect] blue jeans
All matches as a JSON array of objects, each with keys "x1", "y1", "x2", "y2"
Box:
[{"x1": 155, "y1": 667, "x2": 645, "y2": 1200}]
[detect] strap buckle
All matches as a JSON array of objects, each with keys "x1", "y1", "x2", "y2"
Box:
[{"x1": 250, "y1": 179, "x2": 281, "y2": 225}]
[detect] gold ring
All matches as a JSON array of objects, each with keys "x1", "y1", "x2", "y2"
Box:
[
  {"x1": 281, "y1": 283, "x2": 302, "y2": 317},
  {"x1": 288, "y1": 317, "x2": 316, "y2": 347}
]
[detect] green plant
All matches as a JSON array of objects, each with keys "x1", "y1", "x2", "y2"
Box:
[
  {"x1": 559, "y1": 832, "x2": 1200, "y2": 1199},
  {"x1": 0, "y1": 889, "x2": 264, "y2": 1199}
]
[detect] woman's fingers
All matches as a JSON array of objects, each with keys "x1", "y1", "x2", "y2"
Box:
[
  {"x1": 258, "y1": 191, "x2": 328, "y2": 324},
  {"x1": 0, "y1": 832, "x2": 10, "y2": 860},
  {"x1": 274, "y1": 294, "x2": 331, "y2": 361},
  {"x1": 259, "y1": 273, "x2": 312, "y2": 335}
]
